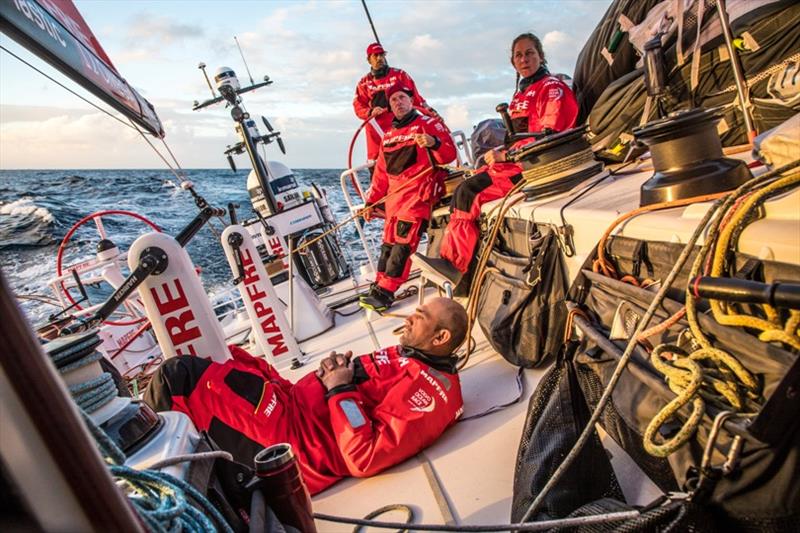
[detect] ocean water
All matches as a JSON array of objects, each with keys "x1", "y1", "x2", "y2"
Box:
[{"x1": 0, "y1": 168, "x2": 379, "y2": 324}]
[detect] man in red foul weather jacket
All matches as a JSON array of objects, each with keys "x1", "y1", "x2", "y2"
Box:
[
  {"x1": 353, "y1": 42, "x2": 437, "y2": 166},
  {"x1": 358, "y1": 82, "x2": 457, "y2": 312},
  {"x1": 414, "y1": 34, "x2": 578, "y2": 286},
  {"x1": 143, "y1": 297, "x2": 467, "y2": 495}
]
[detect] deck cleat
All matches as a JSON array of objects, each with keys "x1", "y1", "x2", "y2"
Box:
[{"x1": 412, "y1": 253, "x2": 463, "y2": 288}]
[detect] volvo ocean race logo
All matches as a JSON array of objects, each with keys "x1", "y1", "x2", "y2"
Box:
[{"x1": 407, "y1": 387, "x2": 436, "y2": 413}]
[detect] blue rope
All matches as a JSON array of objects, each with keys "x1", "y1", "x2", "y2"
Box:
[
  {"x1": 69, "y1": 372, "x2": 118, "y2": 413},
  {"x1": 82, "y1": 412, "x2": 234, "y2": 533}
]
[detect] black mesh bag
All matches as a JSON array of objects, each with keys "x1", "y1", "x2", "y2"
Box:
[{"x1": 511, "y1": 343, "x2": 622, "y2": 521}]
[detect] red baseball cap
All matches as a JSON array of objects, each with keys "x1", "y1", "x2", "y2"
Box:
[
  {"x1": 366, "y1": 42, "x2": 386, "y2": 57},
  {"x1": 386, "y1": 82, "x2": 413, "y2": 102}
]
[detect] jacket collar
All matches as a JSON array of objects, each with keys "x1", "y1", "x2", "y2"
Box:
[
  {"x1": 518, "y1": 65, "x2": 549, "y2": 93},
  {"x1": 371, "y1": 65, "x2": 389, "y2": 79},
  {"x1": 392, "y1": 109, "x2": 419, "y2": 129},
  {"x1": 401, "y1": 346, "x2": 458, "y2": 374}
]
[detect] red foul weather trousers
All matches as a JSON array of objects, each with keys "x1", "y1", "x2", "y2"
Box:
[{"x1": 439, "y1": 162, "x2": 523, "y2": 273}]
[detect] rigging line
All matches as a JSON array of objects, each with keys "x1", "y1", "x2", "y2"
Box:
[
  {"x1": 127, "y1": 118, "x2": 183, "y2": 181},
  {"x1": 157, "y1": 136, "x2": 226, "y2": 235},
  {"x1": 0, "y1": 45, "x2": 138, "y2": 133},
  {"x1": 160, "y1": 138, "x2": 187, "y2": 179},
  {"x1": 361, "y1": 0, "x2": 381, "y2": 44},
  {"x1": 127, "y1": 118, "x2": 224, "y2": 238}
]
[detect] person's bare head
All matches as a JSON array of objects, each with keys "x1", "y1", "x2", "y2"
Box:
[
  {"x1": 388, "y1": 90, "x2": 413, "y2": 119},
  {"x1": 399, "y1": 297, "x2": 467, "y2": 357},
  {"x1": 510, "y1": 32, "x2": 545, "y2": 79}
]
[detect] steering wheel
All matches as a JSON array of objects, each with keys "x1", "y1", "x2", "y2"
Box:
[{"x1": 55, "y1": 210, "x2": 161, "y2": 327}]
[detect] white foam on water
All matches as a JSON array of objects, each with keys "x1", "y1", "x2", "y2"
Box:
[{"x1": 0, "y1": 197, "x2": 55, "y2": 224}]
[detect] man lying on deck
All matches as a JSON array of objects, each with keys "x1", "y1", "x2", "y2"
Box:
[{"x1": 144, "y1": 297, "x2": 467, "y2": 495}]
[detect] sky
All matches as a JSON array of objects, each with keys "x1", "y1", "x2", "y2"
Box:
[{"x1": 0, "y1": 0, "x2": 611, "y2": 169}]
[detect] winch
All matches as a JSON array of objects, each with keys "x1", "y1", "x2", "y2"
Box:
[
  {"x1": 633, "y1": 107, "x2": 753, "y2": 206},
  {"x1": 510, "y1": 125, "x2": 603, "y2": 199}
]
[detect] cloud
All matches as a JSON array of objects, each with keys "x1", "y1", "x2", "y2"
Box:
[
  {"x1": 124, "y1": 13, "x2": 205, "y2": 47},
  {"x1": 409, "y1": 34, "x2": 443, "y2": 55},
  {"x1": 442, "y1": 103, "x2": 471, "y2": 132},
  {"x1": 2, "y1": 1, "x2": 612, "y2": 168}
]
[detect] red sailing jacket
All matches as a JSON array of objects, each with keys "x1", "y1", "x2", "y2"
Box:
[
  {"x1": 176, "y1": 345, "x2": 463, "y2": 495},
  {"x1": 353, "y1": 67, "x2": 428, "y2": 133},
  {"x1": 485, "y1": 72, "x2": 579, "y2": 182},
  {"x1": 366, "y1": 111, "x2": 457, "y2": 219},
  {"x1": 509, "y1": 72, "x2": 578, "y2": 149}
]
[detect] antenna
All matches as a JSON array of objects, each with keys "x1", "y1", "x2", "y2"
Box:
[
  {"x1": 234, "y1": 35, "x2": 255, "y2": 85},
  {"x1": 198, "y1": 62, "x2": 216, "y2": 97}
]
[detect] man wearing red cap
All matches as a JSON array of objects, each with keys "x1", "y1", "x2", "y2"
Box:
[
  {"x1": 353, "y1": 42, "x2": 437, "y2": 167},
  {"x1": 359, "y1": 83, "x2": 456, "y2": 312}
]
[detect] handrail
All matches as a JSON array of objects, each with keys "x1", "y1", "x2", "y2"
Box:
[
  {"x1": 451, "y1": 129, "x2": 474, "y2": 167},
  {"x1": 340, "y1": 162, "x2": 378, "y2": 272}
]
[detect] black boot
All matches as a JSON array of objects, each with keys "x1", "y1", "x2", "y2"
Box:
[
  {"x1": 359, "y1": 284, "x2": 394, "y2": 312},
  {"x1": 412, "y1": 253, "x2": 463, "y2": 287}
]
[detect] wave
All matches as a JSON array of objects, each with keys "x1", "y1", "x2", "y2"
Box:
[
  {"x1": 0, "y1": 197, "x2": 57, "y2": 249},
  {"x1": 1, "y1": 197, "x2": 55, "y2": 222}
]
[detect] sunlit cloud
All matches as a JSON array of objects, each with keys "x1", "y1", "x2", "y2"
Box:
[{"x1": 1, "y1": 1, "x2": 610, "y2": 168}]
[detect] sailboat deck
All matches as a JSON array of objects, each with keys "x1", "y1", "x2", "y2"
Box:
[{"x1": 288, "y1": 154, "x2": 799, "y2": 529}]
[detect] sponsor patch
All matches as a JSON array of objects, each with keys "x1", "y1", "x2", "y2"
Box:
[
  {"x1": 374, "y1": 349, "x2": 391, "y2": 366},
  {"x1": 262, "y1": 392, "x2": 278, "y2": 417},
  {"x1": 407, "y1": 387, "x2": 436, "y2": 413},
  {"x1": 420, "y1": 368, "x2": 449, "y2": 403},
  {"x1": 426, "y1": 367, "x2": 451, "y2": 391},
  {"x1": 548, "y1": 87, "x2": 564, "y2": 100},
  {"x1": 339, "y1": 399, "x2": 367, "y2": 429}
]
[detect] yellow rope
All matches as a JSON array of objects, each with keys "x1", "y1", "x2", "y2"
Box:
[
  {"x1": 644, "y1": 345, "x2": 706, "y2": 458},
  {"x1": 707, "y1": 171, "x2": 800, "y2": 350},
  {"x1": 644, "y1": 169, "x2": 799, "y2": 458}
]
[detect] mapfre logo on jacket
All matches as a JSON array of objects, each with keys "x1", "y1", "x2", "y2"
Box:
[{"x1": 508, "y1": 74, "x2": 578, "y2": 135}]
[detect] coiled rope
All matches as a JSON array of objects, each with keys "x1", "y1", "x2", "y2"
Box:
[
  {"x1": 82, "y1": 414, "x2": 233, "y2": 533},
  {"x1": 519, "y1": 161, "x2": 800, "y2": 520},
  {"x1": 643, "y1": 162, "x2": 800, "y2": 457},
  {"x1": 55, "y1": 334, "x2": 233, "y2": 532}
]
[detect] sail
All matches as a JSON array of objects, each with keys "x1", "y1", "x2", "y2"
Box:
[{"x1": 1, "y1": 0, "x2": 165, "y2": 138}]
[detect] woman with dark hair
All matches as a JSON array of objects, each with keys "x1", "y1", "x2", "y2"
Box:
[{"x1": 415, "y1": 32, "x2": 578, "y2": 284}]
